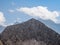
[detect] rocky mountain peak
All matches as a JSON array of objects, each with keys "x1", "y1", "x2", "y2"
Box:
[{"x1": 0, "y1": 18, "x2": 60, "y2": 45}]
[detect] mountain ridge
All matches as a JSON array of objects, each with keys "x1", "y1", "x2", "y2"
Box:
[
  {"x1": 1, "y1": 18, "x2": 60, "y2": 45},
  {"x1": 38, "y1": 18, "x2": 60, "y2": 33}
]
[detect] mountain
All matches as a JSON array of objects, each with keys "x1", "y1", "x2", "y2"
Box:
[
  {"x1": 0, "y1": 25, "x2": 5, "y2": 33},
  {"x1": 44, "y1": 20, "x2": 60, "y2": 33},
  {"x1": 38, "y1": 18, "x2": 60, "y2": 33},
  {"x1": 1, "y1": 18, "x2": 60, "y2": 45}
]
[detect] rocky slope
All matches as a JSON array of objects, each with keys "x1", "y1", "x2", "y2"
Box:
[{"x1": 0, "y1": 18, "x2": 60, "y2": 45}]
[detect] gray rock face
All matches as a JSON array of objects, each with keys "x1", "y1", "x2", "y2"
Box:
[{"x1": 1, "y1": 18, "x2": 60, "y2": 45}]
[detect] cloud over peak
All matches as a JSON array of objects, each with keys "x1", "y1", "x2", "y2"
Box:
[{"x1": 17, "y1": 6, "x2": 60, "y2": 24}]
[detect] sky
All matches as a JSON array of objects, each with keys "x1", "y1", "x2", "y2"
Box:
[{"x1": 0, "y1": 0, "x2": 60, "y2": 26}]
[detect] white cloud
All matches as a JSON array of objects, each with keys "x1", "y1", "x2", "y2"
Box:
[
  {"x1": 14, "y1": 18, "x2": 22, "y2": 23},
  {"x1": 7, "y1": 18, "x2": 22, "y2": 26},
  {"x1": 0, "y1": 12, "x2": 6, "y2": 24},
  {"x1": 17, "y1": 6, "x2": 60, "y2": 24},
  {"x1": 8, "y1": 9, "x2": 15, "y2": 13}
]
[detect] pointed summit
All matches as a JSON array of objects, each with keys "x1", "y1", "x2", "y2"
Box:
[
  {"x1": 1, "y1": 18, "x2": 60, "y2": 45},
  {"x1": 27, "y1": 18, "x2": 40, "y2": 22},
  {"x1": 24, "y1": 18, "x2": 44, "y2": 26},
  {"x1": 28, "y1": 18, "x2": 37, "y2": 21}
]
